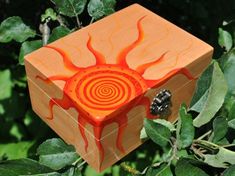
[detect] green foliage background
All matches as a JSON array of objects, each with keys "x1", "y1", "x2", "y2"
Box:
[{"x1": 0, "y1": 0, "x2": 235, "y2": 175}]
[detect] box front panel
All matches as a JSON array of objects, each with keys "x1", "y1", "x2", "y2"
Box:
[
  {"x1": 27, "y1": 74, "x2": 197, "y2": 172},
  {"x1": 27, "y1": 78, "x2": 101, "y2": 170}
]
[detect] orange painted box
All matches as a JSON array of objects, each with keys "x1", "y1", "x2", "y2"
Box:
[{"x1": 25, "y1": 4, "x2": 213, "y2": 172}]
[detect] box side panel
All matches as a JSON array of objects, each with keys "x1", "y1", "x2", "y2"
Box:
[{"x1": 27, "y1": 78, "x2": 101, "y2": 170}]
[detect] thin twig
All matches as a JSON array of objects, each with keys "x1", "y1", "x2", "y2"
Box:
[
  {"x1": 120, "y1": 162, "x2": 141, "y2": 176},
  {"x1": 221, "y1": 143, "x2": 235, "y2": 148},
  {"x1": 168, "y1": 139, "x2": 179, "y2": 163},
  {"x1": 191, "y1": 144, "x2": 205, "y2": 159},
  {"x1": 39, "y1": 22, "x2": 50, "y2": 46},
  {"x1": 197, "y1": 130, "x2": 212, "y2": 140}
]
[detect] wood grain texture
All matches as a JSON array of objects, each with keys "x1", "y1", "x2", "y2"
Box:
[{"x1": 24, "y1": 4, "x2": 213, "y2": 172}]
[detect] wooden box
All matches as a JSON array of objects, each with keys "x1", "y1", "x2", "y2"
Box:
[{"x1": 24, "y1": 4, "x2": 213, "y2": 172}]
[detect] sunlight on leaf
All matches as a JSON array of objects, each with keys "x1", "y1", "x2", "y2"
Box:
[
  {"x1": 218, "y1": 28, "x2": 233, "y2": 52},
  {"x1": 144, "y1": 119, "x2": 171, "y2": 148},
  {"x1": 41, "y1": 8, "x2": 57, "y2": 22},
  {"x1": 204, "y1": 146, "x2": 235, "y2": 168},
  {"x1": 52, "y1": 0, "x2": 87, "y2": 17},
  {"x1": 193, "y1": 61, "x2": 228, "y2": 127},
  {"x1": 88, "y1": 0, "x2": 116, "y2": 20},
  {"x1": 0, "y1": 16, "x2": 35, "y2": 43},
  {"x1": 37, "y1": 138, "x2": 80, "y2": 170},
  {"x1": 153, "y1": 119, "x2": 176, "y2": 132},
  {"x1": 0, "y1": 141, "x2": 34, "y2": 160}
]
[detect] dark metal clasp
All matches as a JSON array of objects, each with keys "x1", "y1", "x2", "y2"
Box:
[{"x1": 150, "y1": 89, "x2": 172, "y2": 116}]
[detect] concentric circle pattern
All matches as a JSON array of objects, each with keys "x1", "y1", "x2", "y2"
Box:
[{"x1": 64, "y1": 65, "x2": 148, "y2": 111}]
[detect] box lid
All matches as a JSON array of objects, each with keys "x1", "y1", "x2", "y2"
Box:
[{"x1": 25, "y1": 4, "x2": 213, "y2": 132}]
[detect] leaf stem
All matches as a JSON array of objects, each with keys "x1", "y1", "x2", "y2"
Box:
[
  {"x1": 90, "y1": 17, "x2": 95, "y2": 24},
  {"x1": 77, "y1": 160, "x2": 86, "y2": 169},
  {"x1": 75, "y1": 15, "x2": 82, "y2": 29},
  {"x1": 222, "y1": 144, "x2": 235, "y2": 148},
  {"x1": 56, "y1": 15, "x2": 69, "y2": 28},
  {"x1": 72, "y1": 157, "x2": 82, "y2": 166}
]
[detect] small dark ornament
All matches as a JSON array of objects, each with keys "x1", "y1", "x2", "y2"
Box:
[{"x1": 150, "y1": 89, "x2": 172, "y2": 116}]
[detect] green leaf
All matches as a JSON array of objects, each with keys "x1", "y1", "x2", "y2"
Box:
[
  {"x1": 177, "y1": 104, "x2": 195, "y2": 149},
  {"x1": 62, "y1": 167, "x2": 82, "y2": 176},
  {"x1": 0, "y1": 91, "x2": 27, "y2": 121},
  {"x1": 175, "y1": 158, "x2": 209, "y2": 176},
  {"x1": 204, "y1": 146, "x2": 235, "y2": 168},
  {"x1": 219, "y1": 48, "x2": 235, "y2": 95},
  {"x1": 37, "y1": 138, "x2": 79, "y2": 170},
  {"x1": 146, "y1": 163, "x2": 173, "y2": 176},
  {"x1": 211, "y1": 116, "x2": 228, "y2": 143},
  {"x1": 25, "y1": 173, "x2": 60, "y2": 176},
  {"x1": 223, "y1": 96, "x2": 235, "y2": 121},
  {"x1": 190, "y1": 63, "x2": 213, "y2": 112},
  {"x1": 0, "y1": 141, "x2": 34, "y2": 159},
  {"x1": 0, "y1": 69, "x2": 12, "y2": 100},
  {"x1": 0, "y1": 16, "x2": 36, "y2": 43},
  {"x1": 140, "y1": 119, "x2": 175, "y2": 141},
  {"x1": 140, "y1": 127, "x2": 148, "y2": 140},
  {"x1": 52, "y1": 0, "x2": 87, "y2": 17},
  {"x1": 0, "y1": 104, "x2": 4, "y2": 115},
  {"x1": 9, "y1": 123, "x2": 25, "y2": 141},
  {"x1": 144, "y1": 119, "x2": 171, "y2": 148},
  {"x1": 152, "y1": 119, "x2": 176, "y2": 132},
  {"x1": 0, "y1": 159, "x2": 54, "y2": 176},
  {"x1": 41, "y1": 8, "x2": 57, "y2": 22},
  {"x1": 176, "y1": 149, "x2": 188, "y2": 158},
  {"x1": 190, "y1": 90, "x2": 209, "y2": 113},
  {"x1": 193, "y1": 61, "x2": 228, "y2": 127},
  {"x1": 48, "y1": 26, "x2": 71, "y2": 43},
  {"x1": 18, "y1": 40, "x2": 42, "y2": 65},
  {"x1": 228, "y1": 119, "x2": 235, "y2": 129},
  {"x1": 23, "y1": 109, "x2": 51, "y2": 139},
  {"x1": 88, "y1": 0, "x2": 116, "y2": 20},
  {"x1": 84, "y1": 165, "x2": 112, "y2": 176},
  {"x1": 223, "y1": 165, "x2": 235, "y2": 176},
  {"x1": 218, "y1": 28, "x2": 233, "y2": 51},
  {"x1": 216, "y1": 137, "x2": 230, "y2": 145}
]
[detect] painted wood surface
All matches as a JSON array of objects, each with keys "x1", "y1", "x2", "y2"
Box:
[{"x1": 25, "y1": 4, "x2": 213, "y2": 172}]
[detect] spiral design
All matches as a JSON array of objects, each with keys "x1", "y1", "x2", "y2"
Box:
[{"x1": 65, "y1": 65, "x2": 148, "y2": 111}]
